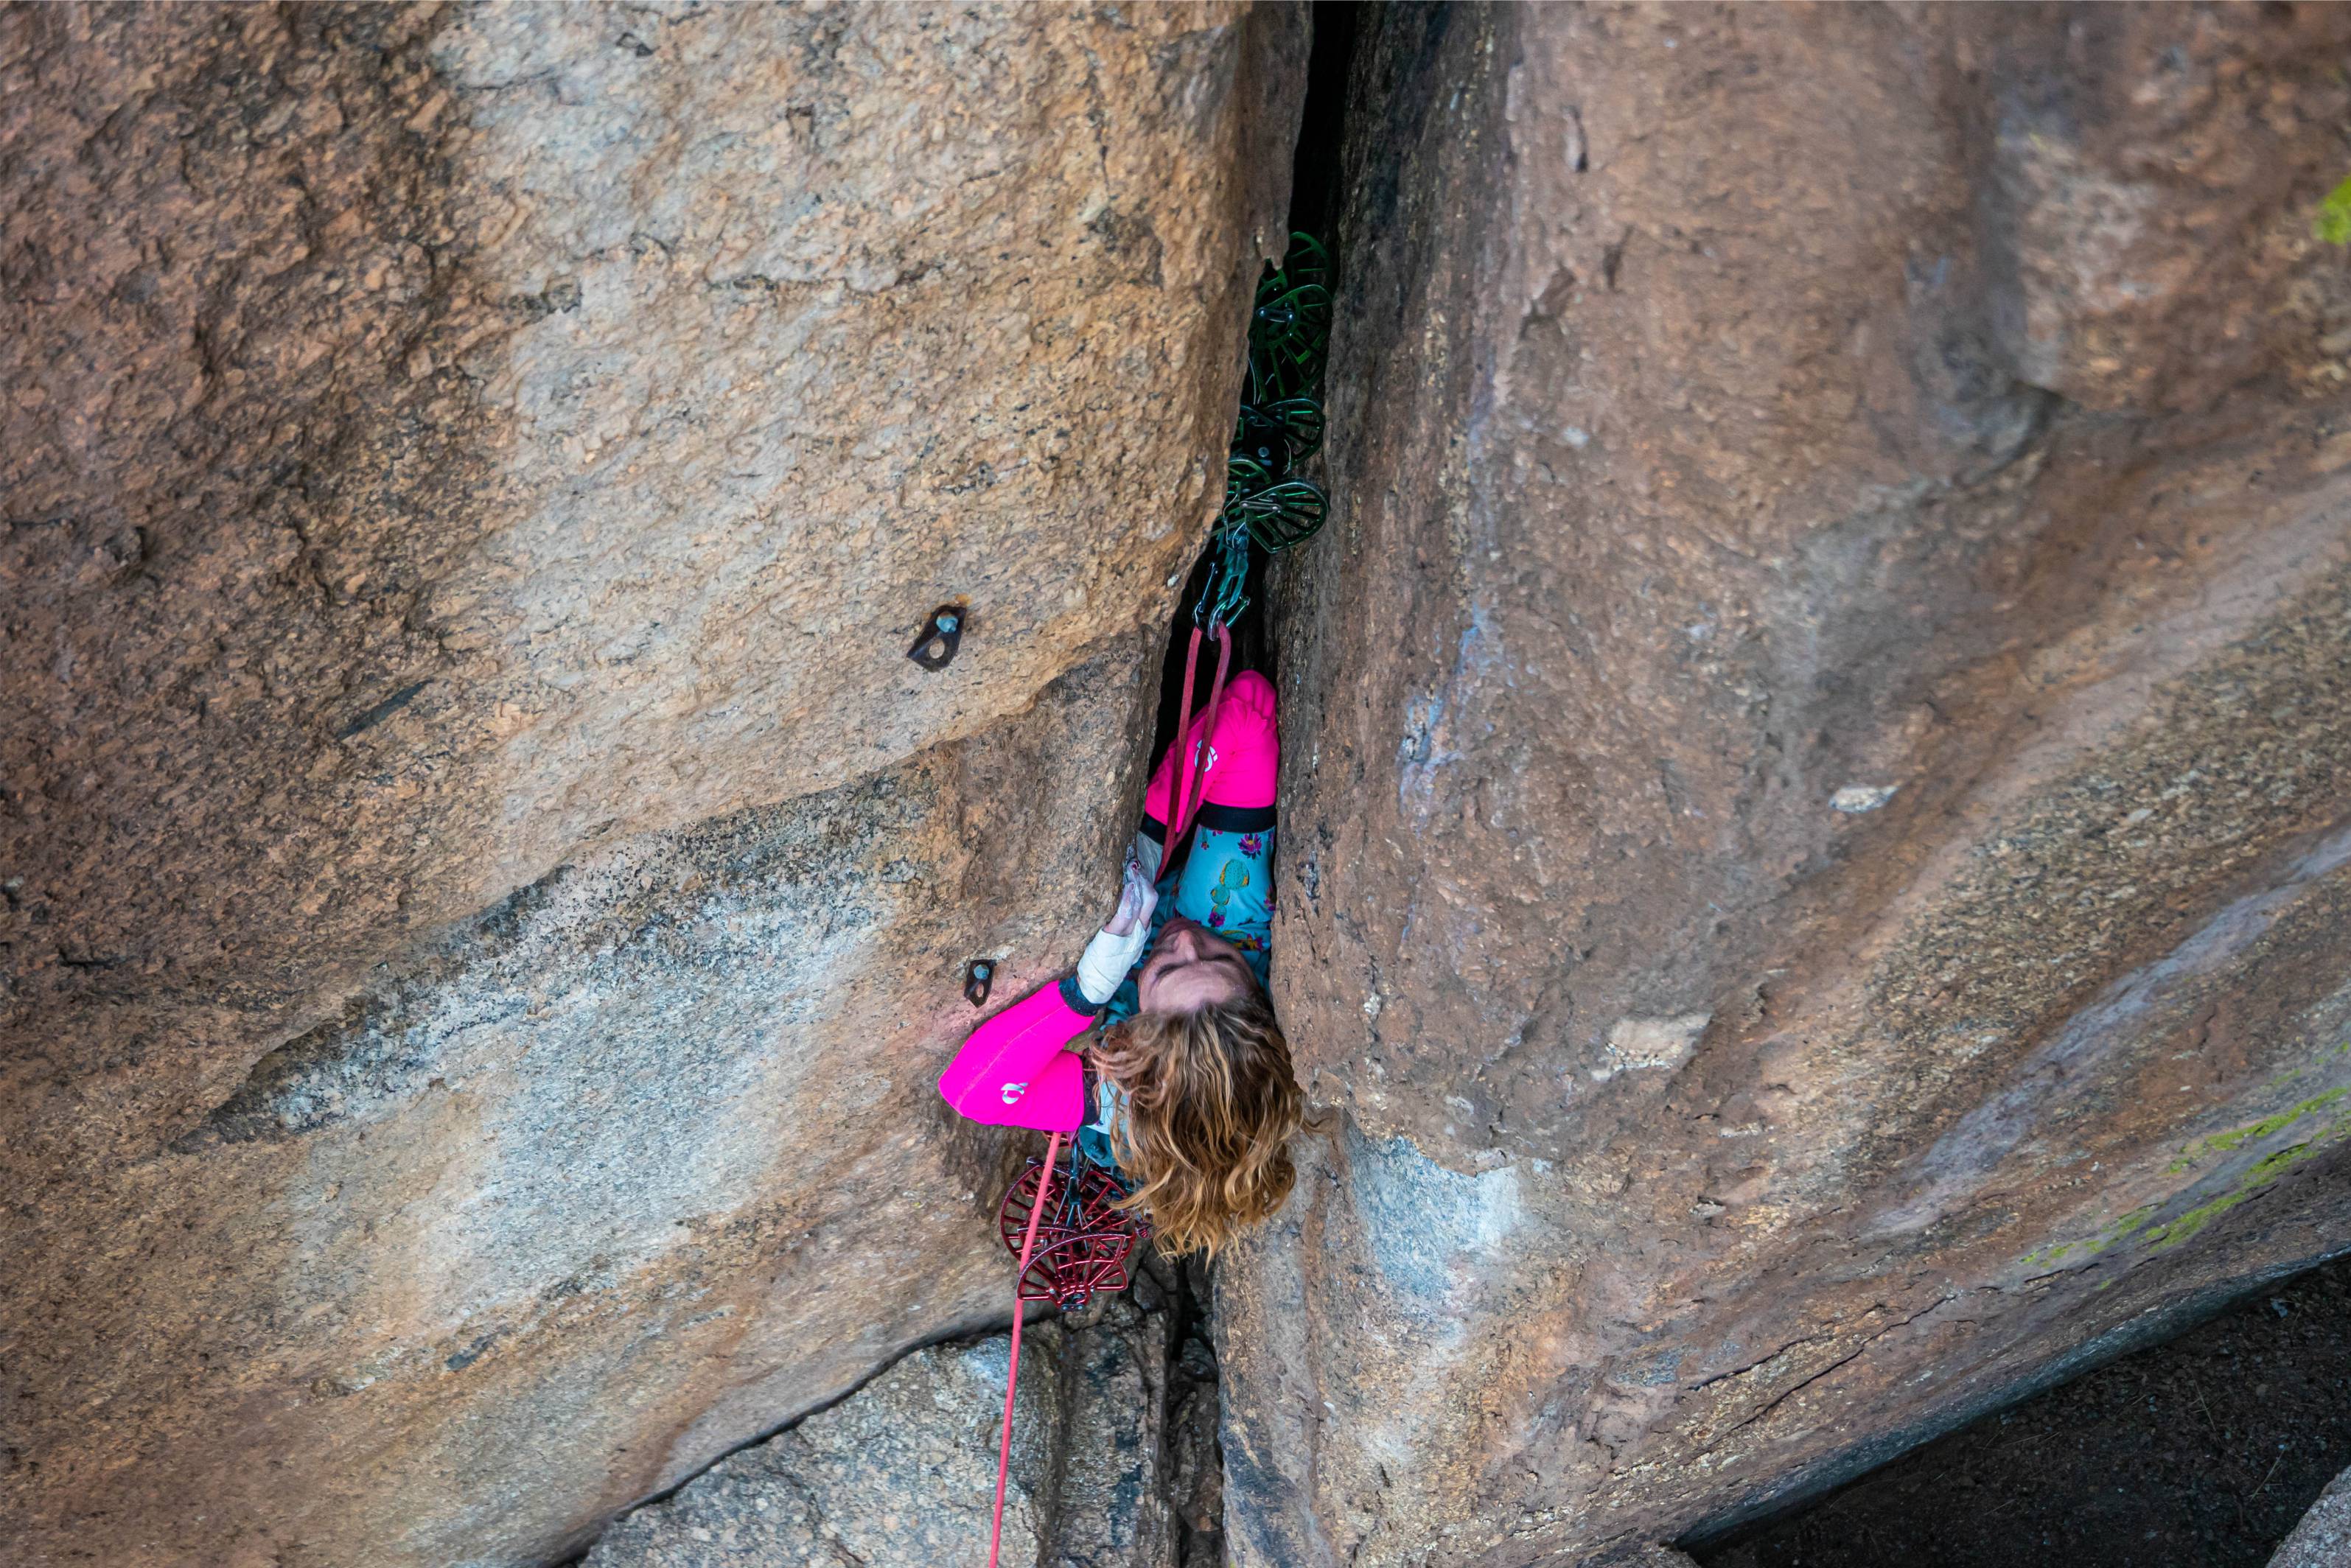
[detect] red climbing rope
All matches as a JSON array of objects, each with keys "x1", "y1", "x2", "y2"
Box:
[
  {"x1": 988, "y1": 1128, "x2": 1062, "y2": 1568},
  {"x1": 1165, "y1": 620, "x2": 1233, "y2": 858},
  {"x1": 1167, "y1": 624, "x2": 1205, "y2": 841}
]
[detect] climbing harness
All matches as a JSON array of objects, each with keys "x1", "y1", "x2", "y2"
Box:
[{"x1": 980, "y1": 232, "x2": 1335, "y2": 1568}]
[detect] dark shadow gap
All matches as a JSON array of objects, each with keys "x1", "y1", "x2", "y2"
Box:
[
  {"x1": 1148, "y1": 14, "x2": 1359, "y2": 1565},
  {"x1": 1688, "y1": 1251, "x2": 2351, "y2": 1568}
]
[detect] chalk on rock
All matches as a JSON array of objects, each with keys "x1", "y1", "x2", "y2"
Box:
[{"x1": 1830, "y1": 784, "x2": 1899, "y2": 814}]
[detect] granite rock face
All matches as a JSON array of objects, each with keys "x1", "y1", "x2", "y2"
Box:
[
  {"x1": 2271, "y1": 1464, "x2": 2351, "y2": 1568},
  {"x1": 583, "y1": 1325, "x2": 1078, "y2": 1568},
  {"x1": 0, "y1": 4, "x2": 1302, "y2": 1566},
  {"x1": 1226, "y1": 5, "x2": 2351, "y2": 1565},
  {"x1": 586, "y1": 1292, "x2": 1178, "y2": 1568},
  {"x1": 18, "y1": 3, "x2": 2351, "y2": 1566}
]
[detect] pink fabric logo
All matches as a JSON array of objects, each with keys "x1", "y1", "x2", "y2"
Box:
[{"x1": 1001, "y1": 1081, "x2": 1027, "y2": 1105}]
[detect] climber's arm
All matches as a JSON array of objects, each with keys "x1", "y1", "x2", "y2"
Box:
[
  {"x1": 937, "y1": 976, "x2": 1103, "y2": 1133},
  {"x1": 937, "y1": 858, "x2": 1156, "y2": 1131}
]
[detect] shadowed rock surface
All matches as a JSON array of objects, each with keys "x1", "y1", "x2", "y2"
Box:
[
  {"x1": 0, "y1": 4, "x2": 1302, "y2": 1565},
  {"x1": 1225, "y1": 4, "x2": 2351, "y2": 1564},
  {"x1": 1697, "y1": 1253, "x2": 2351, "y2": 1568}
]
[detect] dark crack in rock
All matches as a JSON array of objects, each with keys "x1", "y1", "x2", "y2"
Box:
[{"x1": 590, "y1": 1287, "x2": 1190, "y2": 1568}]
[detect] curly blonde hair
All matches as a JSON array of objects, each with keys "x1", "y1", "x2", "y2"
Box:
[{"x1": 1089, "y1": 989, "x2": 1303, "y2": 1257}]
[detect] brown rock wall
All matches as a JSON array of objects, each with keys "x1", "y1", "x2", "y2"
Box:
[
  {"x1": 1226, "y1": 5, "x2": 2351, "y2": 1564},
  {"x1": 1, "y1": 4, "x2": 1304, "y2": 1565},
  {"x1": 15, "y1": 4, "x2": 2351, "y2": 1565}
]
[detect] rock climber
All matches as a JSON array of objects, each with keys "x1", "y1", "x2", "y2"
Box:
[{"x1": 938, "y1": 665, "x2": 1303, "y2": 1255}]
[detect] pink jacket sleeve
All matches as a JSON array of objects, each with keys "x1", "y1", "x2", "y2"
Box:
[{"x1": 937, "y1": 976, "x2": 1103, "y2": 1133}]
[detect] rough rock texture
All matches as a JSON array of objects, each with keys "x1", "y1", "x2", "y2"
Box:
[
  {"x1": 1164, "y1": 1306, "x2": 1228, "y2": 1568},
  {"x1": 1227, "y1": 5, "x2": 2351, "y2": 1566},
  {"x1": 0, "y1": 4, "x2": 1303, "y2": 1566},
  {"x1": 20, "y1": 3, "x2": 2351, "y2": 1566},
  {"x1": 2273, "y1": 1466, "x2": 2351, "y2": 1568},
  {"x1": 1053, "y1": 1295, "x2": 1179, "y2": 1568},
  {"x1": 1578, "y1": 1549, "x2": 1700, "y2": 1568},
  {"x1": 587, "y1": 1292, "x2": 1174, "y2": 1568},
  {"x1": 584, "y1": 1325, "x2": 1077, "y2": 1568}
]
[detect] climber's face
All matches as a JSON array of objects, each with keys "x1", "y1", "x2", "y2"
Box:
[{"x1": 1134, "y1": 916, "x2": 1254, "y2": 1016}]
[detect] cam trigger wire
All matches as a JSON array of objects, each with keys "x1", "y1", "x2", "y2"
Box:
[{"x1": 1193, "y1": 517, "x2": 1253, "y2": 630}]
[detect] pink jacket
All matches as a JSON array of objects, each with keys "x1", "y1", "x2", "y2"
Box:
[
  {"x1": 937, "y1": 976, "x2": 1103, "y2": 1133},
  {"x1": 940, "y1": 668, "x2": 1279, "y2": 1134}
]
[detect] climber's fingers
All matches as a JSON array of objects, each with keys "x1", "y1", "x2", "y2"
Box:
[{"x1": 1104, "y1": 852, "x2": 1159, "y2": 939}]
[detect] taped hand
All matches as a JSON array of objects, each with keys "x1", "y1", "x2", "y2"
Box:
[{"x1": 1075, "y1": 853, "x2": 1159, "y2": 1005}]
